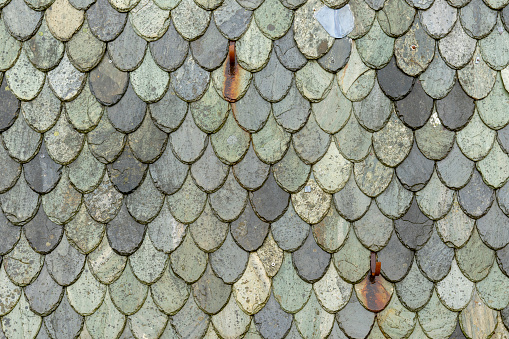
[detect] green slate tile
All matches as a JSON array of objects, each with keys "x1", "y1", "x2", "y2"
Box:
[
  {"x1": 436, "y1": 196, "x2": 474, "y2": 248},
  {"x1": 191, "y1": 142, "x2": 228, "y2": 193},
  {"x1": 45, "y1": 234, "x2": 85, "y2": 284},
  {"x1": 419, "y1": 49, "x2": 456, "y2": 99},
  {"x1": 151, "y1": 264, "x2": 189, "y2": 315},
  {"x1": 172, "y1": 0, "x2": 210, "y2": 41},
  {"x1": 273, "y1": 28, "x2": 307, "y2": 72},
  {"x1": 170, "y1": 232, "x2": 207, "y2": 283},
  {"x1": 45, "y1": 0, "x2": 85, "y2": 41},
  {"x1": 252, "y1": 112, "x2": 291, "y2": 164},
  {"x1": 416, "y1": 228, "x2": 454, "y2": 281},
  {"x1": 66, "y1": 204, "x2": 104, "y2": 254},
  {"x1": 153, "y1": 0, "x2": 180, "y2": 9},
  {"x1": 233, "y1": 253, "x2": 271, "y2": 314},
  {"x1": 129, "y1": 294, "x2": 168, "y2": 339},
  {"x1": 209, "y1": 170, "x2": 248, "y2": 222},
  {"x1": 354, "y1": 151, "x2": 393, "y2": 197},
  {"x1": 254, "y1": 0, "x2": 292, "y2": 40},
  {"x1": 148, "y1": 203, "x2": 186, "y2": 253},
  {"x1": 208, "y1": 230, "x2": 248, "y2": 283},
  {"x1": 478, "y1": 201, "x2": 509, "y2": 250},
  {"x1": 87, "y1": 235, "x2": 127, "y2": 284},
  {"x1": 457, "y1": 46, "x2": 497, "y2": 100},
  {"x1": 2, "y1": 0, "x2": 42, "y2": 41},
  {"x1": 318, "y1": 37, "x2": 351, "y2": 73},
  {"x1": 86, "y1": 0, "x2": 127, "y2": 42},
  {"x1": 68, "y1": 140, "x2": 105, "y2": 193},
  {"x1": 192, "y1": 263, "x2": 230, "y2": 314},
  {"x1": 67, "y1": 261, "x2": 106, "y2": 315},
  {"x1": 480, "y1": 17, "x2": 509, "y2": 70},
  {"x1": 254, "y1": 292, "x2": 292, "y2": 339},
  {"x1": 190, "y1": 81, "x2": 228, "y2": 134},
  {"x1": 335, "y1": 115, "x2": 372, "y2": 163},
  {"x1": 417, "y1": 291, "x2": 458, "y2": 339},
  {"x1": 456, "y1": 228, "x2": 494, "y2": 282},
  {"x1": 356, "y1": 19, "x2": 394, "y2": 69},
  {"x1": 24, "y1": 264, "x2": 63, "y2": 316},
  {"x1": 256, "y1": 232, "x2": 283, "y2": 277},
  {"x1": 129, "y1": 0, "x2": 170, "y2": 41},
  {"x1": 395, "y1": 141, "x2": 434, "y2": 191},
  {"x1": 211, "y1": 296, "x2": 251, "y2": 339},
  {"x1": 333, "y1": 174, "x2": 371, "y2": 221},
  {"x1": 420, "y1": 0, "x2": 457, "y2": 38},
  {"x1": 23, "y1": 140, "x2": 62, "y2": 194},
  {"x1": 190, "y1": 20, "x2": 227, "y2": 71},
  {"x1": 478, "y1": 72, "x2": 509, "y2": 130},
  {"x1": 233, "y1": 143, "x2": 270, "y2": 191},
  {"x1": 109, "y1": 263, "x2": 148, "y2": 315},
  {"x1": 130, "y1": 233, "x2": 167, "y2": 283},
  {"x1": 438, "y1": 21, "x2": 476, "y2": 70},
  {"x1": 67, "y1": 18, "x2": 105, "y2": 72},
  {"x1": 314, "y1": 263, "x2": 352, "y2": 313},
  {"x1": 44, "y1": 296, "x2": 83, "y2": 339},
  {"x1": 395, "y1": 258, "x2": 434, "y2": 311},
  {"x1": 1, "y1": 293, "x2": 41, "y2": 339},
  {"x1": 24, "y1": 19, "x2": 64, "y2": 71},
  {"x1": 338, "y1": 42, "x2": 376, "y2": 102},
  {"x1": 213, "y1": 0, "x2": 252, "y2": 40},
  {"x1": 376, "y1": 175, "x2": 413, "y2": 219},
  {"x1": 272, "y1": 252, "x2": 312, "y2": 313},
  {"x1": 130, "y1": 49, "x2": 169, "y2": 103},
  {"x1": 4, "y1": 233, "x2": 43, "y2": 286},
  {"x1": 106, "y1": 202, "x2": 146, "y2": 255},
  {"x1": 210, "y1": 111, "x2": 249, "y2": 164},
  {"x1": 171, "y1": 55, "x2": 210, "y2": 102},
  {"x1": 272, "y1": 80, "x2": 310, "y2": 132},
  {"x1": 436, "y1": 142, "x2": 474, "y2": 189},
  {"x1": 167, "y1": 173, "x2": 206, "y2": 223},
  {"x1": 22, "y1": 80, "x2": 61, "y2": 133},
  {"x1": 170, "y1": 296, "x2": 209, "y2": 338},
  {"x1": 232, "y1": 82, "x2": 270, "y2": 133},
  {"x1": 126, "y1": 174, "x2": 164, "y2": 223},
  {"x1": 292, "y1": 115, "x2": 330, "y2": 165},
  {"x1": 0, "y1": 265, "x2": 21, "y2": 316},
  {"x1": 458, "y1": 169, "x2": 494, "y2": 218},
  {"x1": 83, "y1": 172, "x2": 123, "y2": 223},
  {"x1": 107, "y1": 145, "x2": 147, "y2": 194},
  {"x1": 372, "y1": 109, "x2": 413, "y2": 167},
  {"x1": 295, "y1": 61, "x2": 334, "y2": 102},
  {"x1": 237, "y1": 0, "x2": 262, "y2": 9},
  {"x1": 88, "y1": 54, "x2": 129, "y2": 106},
  {"x1": 415, "y1": 170, "x2": 454, "y2": 220},
  {"x1": 476, "y1": 261, "x2": 509, "y2": 310},
  {"x1": 149, "y1": 21, "x2": 187, "y2": 73},
  {"x1": 0, "y1": 174, "x2": 40, "y2": 225},
  {"x1": 313, "y1": 142, "x2": 352, "y2": 194},
  {"x1": 44, "y1": 109, "x2": 84, "y2": 164},
  {"x1": 87, "y1": 115, "x2": 126, "y2": 164},
  {"x1": 187, "y1": 201, "x2": 224, "y2": 252},
  {"x1": 107, "y1": 23, "x2": 146, "y2": 72},
  {"x1": 436, "y1": 258, "x2": 474, "y2": 311},
  {"x1": 333, "y1": 229, "x2": 370, "y2": 283},
  {"x1": 459, "y1": 290, "x2": 497, "y2": 338},
  {"x1": 128, "y1": 115, "x2": 167, "y2": 163},
  {"x1": 294, "y1": 291, "x2": 334, "y2": 339},
  {"x1": 415, "y1": 110, "x2": 455, "y2": 160},
  {"x1": 336, "y1": 292, "x2": 375, "y2": 338},
  {"x1": 353, "y1": 201, "x2": 393, "y2": 251},
  {"x1": 477, "y1": 140, "x2": 509, "y2": 188},
  {"x1": 378, "y1": 294, "x2": 416, "y2": 338},
  {"x1": 149, "y1": 90, "x2": 187, "y2": 134},
  {"x1": 169, "y1": 113, "x2": 206, "y2": 164},
  {"x1": 231, "y1": 203, "x2": 269, "y2": 251},
  {"x1": 5, "y1": 50, "x2": 45, "y2": 101},
  {"x1": 348, "y1": 0, "x2": 375, "y2": 39},
  {"x1": 353, "y1": 81, "x2": 391, "y2": 133},
  {"x1": 459, "y1": 0, "x2": 497, "y2": 39},
  {"x1": 236, "y1": 22, "x2": 271, "y2": 72}
]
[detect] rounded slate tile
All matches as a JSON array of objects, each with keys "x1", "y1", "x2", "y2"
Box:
[
  {"x1": 438, "y1": 20, "x2": 476, "y2": 70},
  {"x1": 45, "y1": 0, "x2": 85, "y2": 41},
  {"x1": 378, "y1": 294, "x2": 416, "y2": 338},
  {"x1": 335, "y1": 115, "x2": 372, "y2": 163},
  {"x1": 44, "y1": 295, "x2": 83, "y2": 339},
  {"x1": 232, "y1": 82, "x2": 270, "y2": 133},
  {"x1": 378, "y1": 232, "x2": 414, "y2": 282},
  {"x1": 250, "y1": 170, "x2": 290, "y2": 222},
  {"x1": 376, "y1": 175, "x2": 414, "y2": 220},
  {"x1": 190, "y1": 142, "x2": 228, "y2": 193},
  {"x1": 129, "y1": 50, "x2": 169, "y2": 103},
  {"x1": 151, "y1": 264, "x2": 189, "y2": 315},
  {"x1": 233, "y1": 253, "x2": 271, "y2": 314},
  {"x1": 416, "y1": 228, "x2": 454, "y2": 282},
  {"x1": 233, "y1": 143, "x2": 270, "y2": 191},
  {"x1": 478, "y1": 73, "x2": 509, "y2": 130},
  {"x1": 87, "y1": 116, "x2": 126, "y2": 165},
  {"x1": 436, "y1": 142, "x2": 474, "y2": 189},
  {"x1": 254, "y1": 0, "x2": 293, "y2": 40},
  {"x1": 128, "y1": 114, "x2": 168, "y2": 164},
  {"x1": 420, "y1": 0, "x2": 457, "y2": 39},
  {"x1": 317, "y1": 39, "x2": 350, "y2": 76},
  {"x1": 336, "y1": 292, "x2": 375, "y2": 339},
  {"x1": 108, "y1": 22, "x2": 146, "y2": 73},
  {"x1": 333, "y1": 174, "x2": 371, "y2": 222},
  {"x1": 24, "y1": 206, "x2": 63, "y2": 254},
  {"x1": 190, "y1": 20, "x2": 226, "y2": 71},
  {"x1": 106, "y1": 202, "x2": 146, "y2": 255},
  {"x1": 125, "y1": 174, "x2": 164, "y2": 224},
  {"x1": 210, "y1": 112, "x2": 250, "y2": 164},
  {"x1": 171, "y1": 55, "x2": 210, "y2": 102},
  {"x1": 169, "y1": 113, "x2": 207, "y2": 164},
  {"x1": 314, "y1": 264, "x2": 352, "y2": 314},
  {"x1": 252, "y1": 113, "x2": 291, "y2": 164},
  {"x1": 0, "y1": 265, "x2": 22, "y2": 316},
  {"x1": 373, "y1": 109, "x2": 414, "y2": 167},
  {"x1": 273, "y1": 28, "x2": 307, "y2": 72},
  {"x1": 256, "y1": 232, "x2": 283, "y2": 278},
  {"x1": 478, "y1": 201, "x2": 509, "y2": 250},
  {"x1": 0, "y1": 79, "x2": 19, "y2": 135},
  {"x1": 44, "y1": 109, "x2": 84, "y2": 165},
  {"x1": 211, "y1": 52, "x2": 252, "y2": 103},
  {"x1": 377, "y1": 56, "x2": 414, "y2": 101},
  {"x1": 109, "y1": 263, "x2": 148, "y2": 315},
  {"x1": 395, "y1": 80, "x2": 433, "y2": 129},
  {"x1": 458, "y1": 169, "x2": 494, "y2": 218},
  {"x1": 148, "y1": 204, "x2": 185, "y2": 253},
  {"x1": 190, "y1": 203, "x2": 227, "y2": 253},
  {"x1": 107, "y1": 145, "x2": 147, "y2": 194},
  {"x1": 0, "y1": 212, "x2": 20, "y2": 255},
  {"x1": 272, "y1": 252, "x2": 311, "y2": 313},
  {"x1": 295, "y1": 60, "x2": 334, "y2": 103},
  {"x1": 129, "y1": 232, "x2": 167, "y2": 284},
  {"x1": 209, "y1": 232, "x2": 249, "y2": 284},
  {"x1": 419, "y1": 50, "x2": 456, "y2": 100},
  {"x1": 457, "y1": 46, "x2": 496, "y2": 100},
  {"x1": 109, "y1": 0, "x2": 141, "y2": 11},
  {"x1": 151, "y1": 136, "x2": 189, "y2": 190},
  {"x1": 477, "y1": 140, "x2": 509, "y2": 189},
  {"x1": 0, "y1": 18, "x2": 21, "y2": 71},
  {"x1": 480, "y1": 18, "x2": 509, "y2": 71},
  {"x1": 292, "y1": 116, "x2": 330, "y2": 165},
  {"x1": 476, "y1": 261, "x2": 509, "y2": 310},
  {"x1": 107, "y1": 84, "x2": 145, "y2": 133},
  {"x1": 209, "y1": 170, "x2": 248, "y2": 222},
  {"x1": 170, "y1": 297, "x2": 209, "y2": 338},
  {"x1": 5, "y1": 50, "x2": 45, "y2": 101},
  {"x1": 436, "y1": 258, "x2": 474, "y2": 311},
  {"x1": 2, "y1": 0, "x2": 43, "y2": 41},
  {"x1": 436, "y1": 196, "x2": 474, "y2": 248},
  {"x1": 24, "y1": 19, "x2": 64, "y2": 71},
  {"x1": 353, "y1": 81, "x2": 391, "y2": 133},
  {"x1": 418, "y1": 291, "x2": 458, "y2": 338},
  {"x1": 292, "y1": 232, "x2": 331, "y2": 283},
  {"x1": 0, "y1": 174, "x2": 40, "y2": 225},
  {"x1": 395, "y1": 142, "x2": 434, "y2": 192},
  {"x1": 65, "y1": 204, "x2": 104, "y2": 254},
  {"x1": 313, "y1": 207, "x2": 349, "y2": 254},
  {"x1": 415, "y1": 170, "x2": 454, "y2": 220},
  {"x1": 83, "y1": 172, "x2": 123, "y2": 223},
  {"x1": 498, "y1": 243, "x2": 509, "y2": 276},
  {"x1": 272, "y1": 80, "x2": 310, "y2": 132},
  {"x1": 333, "y1": 229, "x2": 370, "y2": 283},
  {"x1": 213, "y1": 0, "x2": 252, "y2": 40},
  {"x1": 254, "y1": 292, "x2": 292, "y2": 339},
  {"x1": 129, "y1": 0, "x2": 170, "y2": 41},
  {"x1": 88, "y1": 54, "x2": 129, "y2": 106},
  {"x1": 435, "y1": 81, "x2": 474, "y2": 132},
  {"x1": 271, "y1": 202, "x2": 309, "y2": 252},
  {"x1": 378, "y1": 0, "x2": 415, "y2": 38},
  {"x1": 354, "y1": 151, "x2": 393, "y2": 197},
  {"x1": 87, "y1": 235, "x2": 127, "y2": 284},
  {"x1": 149, "y1": 90, "x2": 187, "y2": 134},
  {"x1": 295, "y1": 291, "x2": 334, "y2": 338},
  {"x1": 23, "y1": 140, "x2": 61, "y2": 194},
  {"x1": 86, "y1": 0, "x2": 127, "y2": 42},
  {"x1": 459, "y1": 290, "x2": 497, "y2": 339},
  {"x1": 338, "y1": 42, "x2": 376, "y2": 102},
  {"x1": 172, "y1": 0, "x2": 210, "y2": 41},
  {"x1": 2, "y1": 293, "x2": 42, "y2": 338},
  {"x1": 24, "y1": 264, "x2": 63, "y2": 316},
  {"x1": 47, "y1": 53, "x2": 86, "y2": 101},
  {"x1": 456, "y1": 229, "x2": 494, "y2": 282},
  {"x1": 211, "y1": 295, "x2": 251, "y2": 338},
  {"x1": 4, "y1": 234, "x2": 43, "y2": 286},
  {"x1": 356, "y1": 20, "x2": 394, "y2": 69},
  {"x1": 166, "y1": 173, "x2": 207, "y2": 224},
  {"x1": 395, "y1": 258, "x2": 433, "y2": 311},
  {"x1": 353, "y1": 202, "x2": 393, "y2": 251},
  {"x1": 313, "y1": 142, "x2": 352, "y2": 194},
  {"x1": 149, "y1": 21, "x2": 188, "y2": 72},
  {"x1": 459, "y1": 0, "x2": 497, "y2": 39},
  {"x1": 415, "y1": 110, "x2": 455, "y2": 160},
  {"x1": 394, "y1": 197, "x2": 433, "y2": 250},
  {"x1": 129, "y1": 294, "x2": 168, "y2": 339},
  {"x1": 231, "y1": 203, "x2": 269, "y2": 251},
  {"x1": 41, "y1": 169, "x2": 82, "y2": 225},
  {"x1": 236, "y1": 21, "x2": 272, "y2": 72},
  {"x1": 348, "y1": 0, "x2": 376, "y2": 39}
]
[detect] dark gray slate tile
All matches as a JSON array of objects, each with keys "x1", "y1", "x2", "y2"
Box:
[
  {"x1": 87, "y1": 115, "x2": 126, "y2": 164},
  {"x1": 458, "y1": 169, "x2": 494, "y2": 218},
  {"x1": 254, "y1": 48, "x2": 293, "y2": 103},
  {"x1": 499, "y1": 123, "x2": 509, "y2": 154},
  {"x1": 213, "y1": 0, "x2": 252, "y2": 40},
  {"x1": 44, "y1": 296, "x2": 83, "y2": 339},
  {"x1": 106, "y1": 202, "x2": 146, "y2": 255},
  {"x1": 416, "y1": 228, "x2": 454, "y2": 281},
  {"x1": 395, "y1": 142, "x2": 435, "y2": 191},
  {"x1": 436, "y1": 142, "x2": 474, "y2": 189},
  {"x1": 273, "y1": 81, "x2": 310, "y2": 132},
  {"x1": 377, "y1": 56, "x2": 414, "y2": 100},
  {"x1": 395, "y1": 80, "x2": 434, "y2": 129},
  {"x1": 23, "y1": 141, "x2": 62, "y2": 194},
  {"x1": 88, "y1": 55, "x2": 129, "y2": 106},
  {"x1": 0, "y1": 77, "x2": 19, "y2": 132},
  {"x1": 250, "y1": 171, "x2": 290, "y2": 222},
  {"x1": 107, "y1": 82, "x2": 146, "y2": 133},
  {"x1": 192, "y1": 264, "x2": 231, "y2": 314},
  {"x1": 449, "y1": 322, "x2": 467, "y2": 339},
  {"x1": 24, "y1": 264, "x2": 63, "y2": 315},
  {"x1": 394, "y1": 197, "x2": 433, "y2": 250},
  {"x1": 190, "y1": 20, "x2": 227, "y2": 71},
  {"x1": 497, "y1": 243, "x2": 509, "y2": 276},
  {"x1": 190, "y1": 142, "x2": 227, "y2": 193},
  {"x1": 435, "y1": 80, "x2": 475, "y2": 131},
  {"x1": 459, "y1": 0, "x2": 497, "y2": 39},
  {"x1": 336, "y1": 293, "x2": 375, "y2": 339},
  {"x1": 108, "y1": 22, "x2": 147, "y2": 72},
  {"x1": 149, "y1": 88, "x2": 187, "y2": 134},
  {"x1": 0, "y1": 212, "x2": 20, "y2": 255},
  {"x1": 232, "y1": 143, "x2": 270, "y2": 191},
  {"x1": 318, "y1": 37, "x2": 351, "y2": 73},
  {"x1": 170, "y1": 55, "x2": 210, "y2": 102},
  {"x1": 231, "y1": 203, "x2": 269, "y2": 251},
  {"x1": 24, "y1": 207, "x2": 63, "y2": 254},
  {"x1": 45, "y1": 236, "x2": 85, "y2": 286},
  {"x1": 128, "y1": 114, "x2": 168, "y2": 164},
  {"x1": 254, "y1": 292, "x2": 292, "y2": 339},
  {"x1": 271, "y1": 203, "x2": 309, "y2": 252},
  {"x1": 107, "y1": 145, "x2": 147, "y2": 194},
  {"x1": 273, "y1": 28, "x2": 307, "y2": 72},
  {"x1": 209, "y1": 232, "x2": 249, "y2": 284},
  {"x1": 477, "y1": 202, "x2": 509, "y2": 250},
  {"x1": 86, "y1": 0, "x2": 127, "y2": 42},
  {"x1": 333, "y1": 174, "x2": 371, "y2": 221},
  {"x1": 150, "y1": 144, "x2": 188, "y2": 195},
  {"x1": 150, "y1": 20, "x2": 189, "y2": 72},
  {"x1": 377, "y1": 231, "x2": 414, "y2": 282},
  {"x1": 0, "y1": 141, "x2": 21, "y2": 194},
  {"x1": 292, "y1": 232, "x2": 331, "y2": 283}
]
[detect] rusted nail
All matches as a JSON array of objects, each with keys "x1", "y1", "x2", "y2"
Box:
[
  {"x1": 228, "y1": 41, "x2": 235, "y2": 74},
  {"x1": 370, "y1": 252, "x2": 381, "y2": 282},
  {"x1": 224, "y1": 41, "x2": 240, "y2": 103}
]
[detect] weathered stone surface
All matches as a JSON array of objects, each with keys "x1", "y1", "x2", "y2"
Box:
[
  {"x1": 416, "y1": 228, "x2": 454, "y2": 282},
  {"x1": 254, "y1": 292, "x2": 292, "y2": 339},
  {"x1": 87, "y1": 0, "x2": 127, "y2": 41},
  {"x1": 272, "y1": 252, "x2": 311, "y2": 313},
  {"x1": 336, "y1": 293, "x2": 375, "y2": 339},
  {"x1": 107, "y1": 202, "x2": 145, "y2": 255},
  {"x1": 88, "y1": 55, "x2": 129, "y2": 106},
  {"x1": 192, "y1": 264, "x2": 230, "y2": 314},
  {"x1": 45, "y1": 0, "x2": 84, "y2": 41},
  {"x1": 396, "y1": 142, "x2": 434, "y2": 192}
]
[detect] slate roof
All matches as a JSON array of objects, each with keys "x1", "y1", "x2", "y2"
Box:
[{"x1": 0, "y1": 0, "x2": 508, "y2": 337}]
